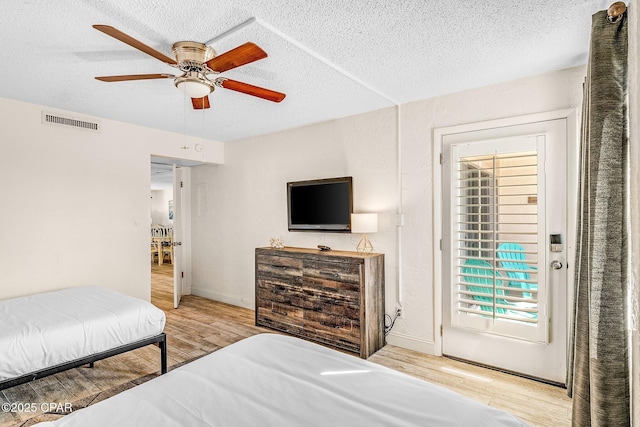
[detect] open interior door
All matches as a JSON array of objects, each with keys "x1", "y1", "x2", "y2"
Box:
[{"x1": 173, "y1": 165, "x2": 183, "y2": 308}]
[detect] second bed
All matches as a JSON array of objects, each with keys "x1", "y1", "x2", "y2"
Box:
[
  {"x1": 34, "y1": 333, "x2": 528, "y2": 426},
  {"x1": 0, "y1": 286, "x2": 167, "y2": 390}
]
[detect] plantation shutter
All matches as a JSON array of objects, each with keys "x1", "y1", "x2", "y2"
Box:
[{"x1": 450, "y1": 136, "x2": 548, "y2": 343}]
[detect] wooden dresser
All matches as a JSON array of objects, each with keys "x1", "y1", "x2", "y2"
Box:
[{"x1": 255, "y1": 247, "x2": 385, "y2": 358}]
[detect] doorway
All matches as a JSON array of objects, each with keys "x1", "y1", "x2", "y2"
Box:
[
  {"x1": 150, "y1": 157, "x2": 193, "y2": 309},
  {"x1": 150, "y1": 162, "x2": 175, "y2": 309},
  {"x1": 434, "y1": 111, "x2": 577, "y2": 385}
]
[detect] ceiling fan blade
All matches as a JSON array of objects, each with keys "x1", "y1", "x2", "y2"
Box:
[
  {"x1": 95, "y1": 73, "x2": 174, "y2": 82},
  {"x1": 192, "y1": 96, "x2": 211, "y2": 109},
  {"x1": 205, "y1": 42, "x2": 267, "y2": 73},
  {"x1": 93, "y1": 25, "x2": 177, "y2": 65},
  {"x1": 218, "y1": 79, "x2": 286, "y2": 102}
]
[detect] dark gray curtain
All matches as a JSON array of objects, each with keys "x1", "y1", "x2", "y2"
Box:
[{"x1": 567, "y1": 8, "x2": 629, "y2": 427}]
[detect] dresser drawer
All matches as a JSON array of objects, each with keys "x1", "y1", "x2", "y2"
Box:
[
  {"x1": 302, "y1": 260, "x2": 361, "y2": 294},
  {"x1": 303, "y1": 310, "x2": 360, "y2": 353},
  {"x1": 301, "y1": 290, "x2": 360, "y2": 320},
  {"x1": 256, "y1": 255, "x2": 303, "y2": 283},
  {"x1": 256, "y1": 300, "x2": 304, "y2": 335},
  {"x1": 257, "y1": 280, "x2": 306, "y2": 309}
]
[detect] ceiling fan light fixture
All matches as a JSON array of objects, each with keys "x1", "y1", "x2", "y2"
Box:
[
  {"x1": 93, "y1": 25, "x2": 285, "y2": 108},
  {"x1": 175, "y1": 75, "x2": 213, "y2": 98}
]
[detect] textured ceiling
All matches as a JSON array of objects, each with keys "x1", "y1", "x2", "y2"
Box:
[{"x1": 1, "y1": 0, "x2": 610, "y2": 142}]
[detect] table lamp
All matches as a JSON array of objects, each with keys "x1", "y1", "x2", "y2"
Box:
[{"x1": 351, "y1": 213, "x2": 378, "y2": 254}]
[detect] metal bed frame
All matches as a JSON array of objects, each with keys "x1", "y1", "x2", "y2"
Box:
[{"x1": 0, "y1": 332, "x2": 167, "y2": 390}]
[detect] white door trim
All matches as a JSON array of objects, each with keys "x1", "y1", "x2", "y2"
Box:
[
  {"x1": 432, "y1": 109, "x2": 578, "y2": 356},
  {"x1": 173, "y1": 165, "x2": 183, "y2": 309},
  {"x1": 172, "y1": 166, "x2": 193, "y2": 308},
  {"x1": 180, "y1": 167, "x2": 192, "y2": 296}
]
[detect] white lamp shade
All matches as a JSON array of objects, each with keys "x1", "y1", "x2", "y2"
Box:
[
  {"x1": 351, "y1": 213, "x2": 378, "y2": 233},
  {"x1": 177, "y1": 80, "x2": 212, "y2": 98}
]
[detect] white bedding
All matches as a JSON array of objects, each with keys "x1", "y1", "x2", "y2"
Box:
[
  {"x1": 36, "y1": 333, "x2": 528, "y2": 427},
  {"x1": 0, "y1": 286, "x2": 166, "y2": 381}
]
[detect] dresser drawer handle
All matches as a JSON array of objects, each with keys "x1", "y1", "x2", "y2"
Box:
[
  {"x1": 320, "y1": 321, "x2": 342, "y2": 329},
  {"x1": 271, "y1": 309, "x2": 288, "y2": 316},
  {"x1": 273, "y1": 265, "x2": 288, "y2": 270},
  {"x1": 320, "y1": 271, "x2": 340, "y2": 278}
]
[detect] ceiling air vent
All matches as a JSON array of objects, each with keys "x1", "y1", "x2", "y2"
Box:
[{"x1": 41, "y1": 112, "x2": 100, "y2": 133}]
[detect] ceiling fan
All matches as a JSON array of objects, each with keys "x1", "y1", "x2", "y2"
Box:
[{"x1": 93, "y1": 25, "x2": 286, "y2": 109}]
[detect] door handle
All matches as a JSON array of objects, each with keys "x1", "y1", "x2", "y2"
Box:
[{"x1": 551, "y1": 260, "x2": 563, "y2": 270}]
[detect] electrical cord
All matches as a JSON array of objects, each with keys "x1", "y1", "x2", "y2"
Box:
[{"x1": 384, "y1": 309, "x2": 401, "y2": 336}]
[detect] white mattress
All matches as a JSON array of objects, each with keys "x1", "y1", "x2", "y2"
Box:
[
  {"x1": 36, "y1": 334, "x2": 528, "y2": 427},
  {"x1": 0, "y1": 286, "x2": 166, "y2": 381}
]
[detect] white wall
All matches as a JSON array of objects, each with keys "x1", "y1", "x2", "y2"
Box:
[
  {"x1": 190, "y1": 65, "x2": 586, "y2": 354},
  {"x1": 191, "y1": 108, "x2": 398, "y2": 309},
  {"x1": 0, "y1": 97, "x2": 223, "y2": 301},
  {"x1": 151, "y1": 189, "x2": 173, "y2": 225}
]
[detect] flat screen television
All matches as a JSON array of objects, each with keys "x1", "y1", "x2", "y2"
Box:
[{"x1": 287, "y1": 177, "x2": 353, "y2": 232}]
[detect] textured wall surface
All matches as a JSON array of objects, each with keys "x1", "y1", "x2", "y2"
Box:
[
  {"x1": 190, "y1": 107, "x2": 398, "y2": 310},
  {"x1": 150, "y1": 189, "x2": 173, "y2": 226},
  {"x1": 0, "y1": 97, "x2": 223, "y2": 302}
]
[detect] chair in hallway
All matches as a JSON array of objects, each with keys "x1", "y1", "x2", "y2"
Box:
[
  {"x1": 160, "y1": 227, "x2": 173, "y2": 264},
  {"x1": 151, "y1": 225, "x2": 173, "y2": 265},
  {"x1": 150, "y1": 240, "x2": 159, "y2": 263}
]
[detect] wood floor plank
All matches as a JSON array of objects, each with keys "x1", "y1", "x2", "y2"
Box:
[
  {"x1": 55, "y1": 369, "x2": 102, "y2": 401},
  {"x1": 369, "y1": 345, "x2": 571, "y2": 427},
  {"x1": 29, "y1": 375, "x2": 74, "y2": 404},
  {"x1": 0, "y1": 262, "x2": 572, "y2": 427},
  {"x1": 0, "y1": 393, "x2": 20, "y2": 426}
]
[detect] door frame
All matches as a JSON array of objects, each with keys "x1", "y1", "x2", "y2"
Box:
[
  {"x1": 150, "y1": 157, "x2": 192, "y2": 307},
  {"x1": 431, "y1": 109, "x2": 578, "y2": 356}
]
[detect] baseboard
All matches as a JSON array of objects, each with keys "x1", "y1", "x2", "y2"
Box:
[
  {"x1": 190, "y1": 286, "x2": 254, "y2": 310},
  {"x1": 384, "y1": 332, "x2": 436, "y2": 355}
]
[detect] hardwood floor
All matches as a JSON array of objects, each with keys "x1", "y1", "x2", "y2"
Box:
[{"x1": 1, "y1": 263, "x2": 571, "y2": 426}]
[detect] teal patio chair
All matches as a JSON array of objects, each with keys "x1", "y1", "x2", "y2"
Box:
[
  {"x1": 461, "y1": 258, "x2": 509, "y2": 315},
  {"x1": 496, "y1": 242, "x2": 538, "y2": 299}
]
